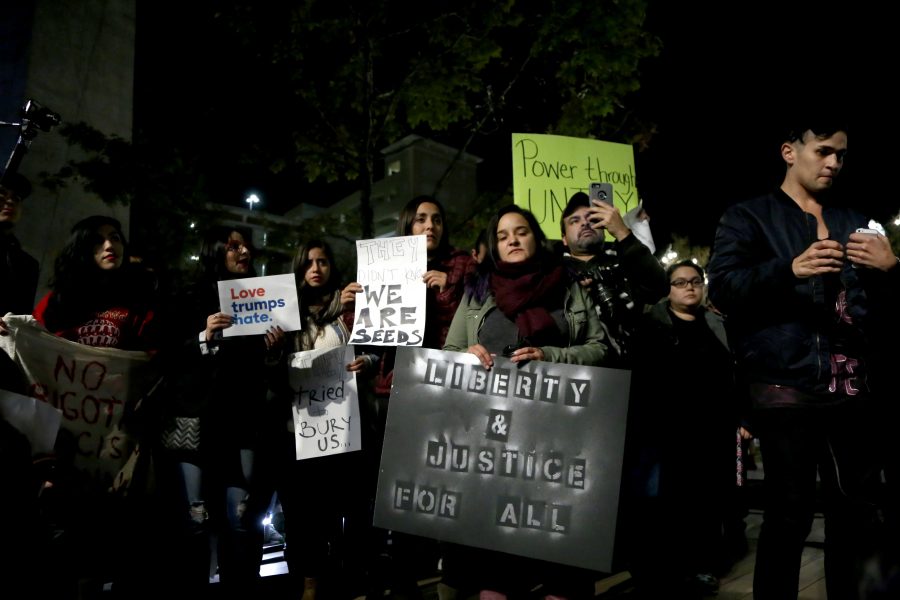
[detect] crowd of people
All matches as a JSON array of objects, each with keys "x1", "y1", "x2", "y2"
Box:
[{"x1": 1, "y1": 117, "x2": 898, "y2": 600}]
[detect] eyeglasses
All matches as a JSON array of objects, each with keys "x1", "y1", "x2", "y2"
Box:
[{"x1": 670, "y1": 277, "x2": 704, "y2": 289}]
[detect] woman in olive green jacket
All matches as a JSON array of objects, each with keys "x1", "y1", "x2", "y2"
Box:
[
  {"x1": 440, "y1": 205, "x2": 616, "y2": 600},
  {"x1": 443, "y1": 205, "x2": 612, "y2": 368}
]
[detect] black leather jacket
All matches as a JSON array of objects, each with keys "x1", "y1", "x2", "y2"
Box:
[{"x1": 708, "y1": 190, "x2": 895, "y2": 395}]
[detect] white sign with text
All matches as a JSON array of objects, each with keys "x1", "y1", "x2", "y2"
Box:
[
  {"x1": 289, "y1": 345, "x2": 361, "y2": 460},
  {"x1": 351, "y1": 235, "x2": 427, "y2": 346},
  {"x1": 218, "y1": 274, "x2": 302, "y2": 337}
]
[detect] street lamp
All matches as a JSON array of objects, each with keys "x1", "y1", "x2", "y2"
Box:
[{"x1": 246, "y1": 193, "x2": 260, "y2": 211}]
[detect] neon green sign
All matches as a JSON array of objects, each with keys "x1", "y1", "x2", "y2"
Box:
[{"x1": 512, "y1": 133, "x2": 638, "y2": 240}]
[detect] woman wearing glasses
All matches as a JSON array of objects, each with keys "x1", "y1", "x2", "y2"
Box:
[
  {"x1": 628, "y1": 259, "x2": 742, "y2": 598},
  {"x1": 157, "y1": 226, "x2": 282, "y2": 596}
]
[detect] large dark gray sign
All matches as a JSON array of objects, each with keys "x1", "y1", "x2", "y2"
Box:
[{"x1": 373, "y1": 347, "x2": 630, "y2": 572}]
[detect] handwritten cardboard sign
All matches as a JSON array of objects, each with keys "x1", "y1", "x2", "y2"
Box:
[
  {"x1": 350, "y1": 236, "x2": 427, "y2": 346},
  {"x1": 373, "y1": 347, "x2": 631, "y2": 572},
  {"x1": 288, "y1": 345, "x2": 361, "y2": 460},
  {"x1": 217, "y1": 273, "x2": 302, "y2": 337},
  {"x1": 0, "y1": 315, "x2": 155, "y2": 488},
  {"x1": 512, "y1": 133, "x2": 638, "y2": 240}
]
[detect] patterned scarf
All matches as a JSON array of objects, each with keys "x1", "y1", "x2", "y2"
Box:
[{"x1": 489, "y1": 258, "x2": 567, "y2": 346}]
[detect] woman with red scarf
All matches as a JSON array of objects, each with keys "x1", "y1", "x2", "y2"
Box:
[
  {"x1": 444, "y1": 204, "x2": 609, "y2": 367},
  {"x1": 441, "y1": 205, "x2": 613, "y2": 600}
]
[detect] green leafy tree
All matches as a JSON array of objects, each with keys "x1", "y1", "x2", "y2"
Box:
[
  {"x1": 40, "y1": 123, "x2": 211, "y2": 287},
  {"x1": 43, "y1": 0, "x2": 661, "y2": 276},
  {"x1": 218, "y1": 0, "x2": 660, "y2": 238}
]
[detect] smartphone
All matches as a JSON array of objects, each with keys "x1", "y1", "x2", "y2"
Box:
[
  {"x1": 851, "y1": 228, "x2": 879, "y2": 268},
  {"x1": 589, "y1": 182, "x2": 614, "y2": 206}
]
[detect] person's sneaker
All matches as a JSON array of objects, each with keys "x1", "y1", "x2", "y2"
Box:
[
  {"x1": 236, "y1": 497, "x2": 248, "y2": 520},
  {"x1": 189, "y1": 501, "x2": 207, "y2": 525},
  {"x1": 263, "y1": 522, "x2": 284, "y2": 543},
  {"x1": 688, "y1": 572, "x2": 719, "y2": 596}
]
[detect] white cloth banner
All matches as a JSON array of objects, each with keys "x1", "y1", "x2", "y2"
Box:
[
  {"x1": 288, "y1": 345, "x2": 361, "y2": 460},
  {"x1": 0, "y1": 315, "x2": 154, "y2": 487},
  {"x1": 0, "y1": 387, "x2": 62, "y2": 456},
  {"x1": 218, "y1": 273, "x2": 302, "y2": 337},
  {"x1": 351, "y1": 235, "x2": 427, "y2": 346}
]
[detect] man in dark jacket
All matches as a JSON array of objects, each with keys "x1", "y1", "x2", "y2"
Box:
[
  {"x1": 0, "y1": 171, "x2": 39, "y2": 316},
  {"x1": 559, "y1": 192, "x2": 668, "y2": 359},
  {"x1": 708, "y1": 121, "x2": 898, "y2": 599},
  {"x1": 546, "y1": 193, "x2": 668, "y2": 599}
]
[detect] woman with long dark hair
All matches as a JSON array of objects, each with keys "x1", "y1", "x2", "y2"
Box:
[
  {"x1": 361, "y1": 197, "x2": 475, "y2": 597},
  {"x1": 157, "y1": 226, "x2": 281, "y2": 597},
  {"x1": 32, "y1": 215, "x2": 157, "y2": 349},
  {"x1": 251, "y1": 238, "x2": 372, "y2": 600},
  {"x1": 445, "y1": 204, "x2": 609, "y2": 366},
  {"x1": 442, "y1": 204, "x2": 614, "y2": 600},
  {"x1": 4, "y1": 215, "x2": 160, "y2": 598},
  {"x1": 395, "y1": 195, "x2": 473, "y2": 349}
]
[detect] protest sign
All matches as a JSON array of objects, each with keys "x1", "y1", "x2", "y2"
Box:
[
  {"x1": 512, "y1": 133, "x2": 638, "y2": 240},
  {"x1": 288, "y1": 345, "x2": 361, "y2": 459},
  {"x1": 350, "y1": 235, "x2": 427, "y2": 346},
  {"x1": 373, "y1": 347, "x2": 631, "y2": 572},
  {"x1": 218, "y1": 273, "x2": 302, "y2": 337},
  {"x1": 0, "y1": 315, "x2": 155, "y2": 487}
]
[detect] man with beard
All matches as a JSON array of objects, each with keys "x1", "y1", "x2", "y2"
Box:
[
  {"x1": 538, "y1": 193, "x2": 668, "y2": 598},
  {"x1": 559, "y1": 192, "x2": 668, "y2": 359}
]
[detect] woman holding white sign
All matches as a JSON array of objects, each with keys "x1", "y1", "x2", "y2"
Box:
[
  {"x1": 156, "y1": 226, "x2": 282, "y2": 597},
  {"x1": 370, "y1": 197, "x2": 475, "y2": 395},
  {"x1": 397, "y1": 195, "x2": 474, "y2": 348},
  {"x1": 253, "y1": 238, "x2": 375, "y2": 600},
  {"x1": 364, "y1": 197, "x2": 475, "y2": 598},
  {"x1": 442, "y1": 204, "x2": 614, "y2": 600},
  {"x1": 22, "y1": 215, "x2": 160, "y2": 597}
]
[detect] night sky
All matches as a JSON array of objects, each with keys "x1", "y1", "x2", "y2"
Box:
[{"x1": 135, "y1": 2, "x2": 888, "y2": 250}]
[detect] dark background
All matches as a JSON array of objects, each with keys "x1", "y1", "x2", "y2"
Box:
[{"x1": 135, "y1": 2, "x2": 889, "y2": 249}]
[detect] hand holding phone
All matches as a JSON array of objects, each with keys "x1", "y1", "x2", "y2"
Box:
[
  {"x1": 585, "y1": 182, "x2": 630, "y2": 241},
  {"x1": 848, "y1": 227, "x2": 893, "y2": 270}
]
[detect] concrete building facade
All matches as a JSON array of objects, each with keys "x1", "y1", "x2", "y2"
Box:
[
  {"x1": 1, "y1": 0, "x2": 136, "y2": 304},
  {"x1": 295, "y1": 134, "x2": 481, "y2": 266}
]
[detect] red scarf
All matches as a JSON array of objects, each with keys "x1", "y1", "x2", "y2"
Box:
[{"x1": 490, "y1": 259, "x2": 567, "y2": 346}]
